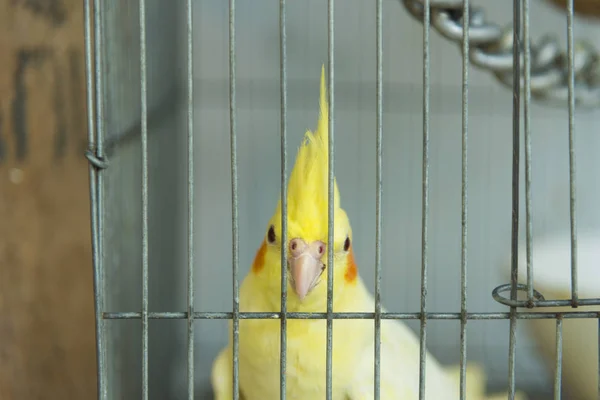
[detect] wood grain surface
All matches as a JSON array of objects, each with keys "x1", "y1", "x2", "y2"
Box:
[{"x1": 0, "y1": 0, "x2": 96, "y2": 399}]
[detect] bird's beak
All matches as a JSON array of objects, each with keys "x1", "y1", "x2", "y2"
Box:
[{"x1": 288, "y1": 238, "x2": 326, "y2": 301}]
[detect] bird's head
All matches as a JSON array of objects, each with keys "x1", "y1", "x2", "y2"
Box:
[{"x1": 251, "y1": 65, "x2": 357, "y2": 311}]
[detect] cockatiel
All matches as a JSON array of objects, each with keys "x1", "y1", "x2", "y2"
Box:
[{"x1": 211, "y1": 65, "x2": 527, "y2": 400}]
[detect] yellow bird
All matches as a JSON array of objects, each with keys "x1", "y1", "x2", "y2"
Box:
[{"x1": 211, "y1": 65, "x2": 527, "y2": 400}]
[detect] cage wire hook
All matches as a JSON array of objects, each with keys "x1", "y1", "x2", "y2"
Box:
[
  {"x1": 85, "y1": 149, "x2": 109, "y2": 170},
  {"x1": 401, "y1": 0, "x2": 600, "y2": 109}
]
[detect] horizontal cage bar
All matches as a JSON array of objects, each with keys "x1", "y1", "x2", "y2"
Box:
[{"x1": 102, "y1": 311, "x2": 600, "y2": 320}]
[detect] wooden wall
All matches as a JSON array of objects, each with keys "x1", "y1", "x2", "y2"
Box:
[{"x1": 0, "y1": 0, "x2": 96, "y2": 398}]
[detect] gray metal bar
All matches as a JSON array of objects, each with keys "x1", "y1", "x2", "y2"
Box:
[
  {"x1": 279, "y1": 0, "x2": 288, "y2": 398},
  {"x1": 374, "y1": 0, "x2": 383, "y2": 399},
  {"x1": 598, "y1": 318, "x2": 599, "y2": 397},
  {"x1": 104, "y1": 294, "x2": 600, "y2": 319},
  {"x1": 459, "y1": 0, "x2": 469, "y2": 398},
  {"x1": 508, "y1": 0, "x2": 521, "y2": 398},
  {"x1": 186, "y1": 0, "x2": 195, "y2": 398},
  {"x1": 554, "y1": 317, "x2": 563, "y2": 399},
  {"x1": 85, "y1": 0, "x2": 107, "y2": 398},
  {"x1": 523, "y1": 0, "x2": 534, "y2": 305},
  {"x1": 92, "y1": 1, "x2": 105, "y2": 163},
  {"x1": 229, "y1": 1, "x2": 240, "y2": 399},
  {"x1": 326, "y1": 1, "x2": 335, "y2": 399},
  {"x1": 419, "y1": 0, "x2": 431, "y2": 398},
  {"x1": 139, "y1": 0, "x2": 149, "y2": 397},
  {"x1": 566, "y1": 0, "x2": 578, "y2": 306},
  {"x1": 101, "y1": 311, "x2": 600, "y2": 320}
]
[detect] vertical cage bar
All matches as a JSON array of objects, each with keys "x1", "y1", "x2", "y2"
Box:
[
  {"x1": 459, "y1": 0, "x2": 469, "y2": 398},
  {"x1": 508, "y1": 0, "x2": 521, "y2": 398},
  {"x1": 228, "y1": 1, "x2": 240, "y2": 399},
  {"x1": 597, "y1": 318, "x2": 599, "y2": 398},
  {"x1": 523, "y1": 0, "x2": 534, "y2": 304},
  {"x1": 419, "y1": 0, "x2": 431, "y2": 399},
  {"x1": 92, "y1": 0, "x2": 105, "y2": 259},
  {"x1": 186, "y1": 0, "x2": 195, "y2": 398},
  {"x1": 85, "y1": 0, "x2": 107, "y2": 398},
  {"x1": 565, "y1": 0, "x2": 578, "y2": 306},
  {"x1": 139, "y1": 0, "x2": 149, "y2": 397},
  {"x1": 554, "y1": 317, "x2": 563, "y2": 400},
  {"x1": 326, "y1": 1, "x2": 335, "y2": 399},
  {"x1": 279, "y1": 0, "x2": 288, "y2": 398},
  {"x1": 374, "y1": 0, "x2": 383, "y2": 398}
]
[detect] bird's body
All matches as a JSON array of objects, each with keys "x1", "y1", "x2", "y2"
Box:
[
  {"x1": 213, "y1": 267, "x2": 462, "y2": 400},
  {"x1": 211, "y1": 65, "x2": 526, "y2": 400},
  {"x1": 233, "y1": 270, "x2": 370, "y2": 400}
]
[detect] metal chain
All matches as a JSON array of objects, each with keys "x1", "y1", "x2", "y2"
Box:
[{"x1": 401, "y1": 0, "x2": 600, "y2": 109}]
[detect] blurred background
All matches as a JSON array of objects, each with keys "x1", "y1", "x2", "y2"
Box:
[{"x1": 0, "y1": 0, "x2": 599, "y2": 399}]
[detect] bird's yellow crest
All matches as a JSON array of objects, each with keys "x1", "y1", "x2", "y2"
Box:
[{"x1": 268, "y1": 64, "x2": 350, "y2": 250}]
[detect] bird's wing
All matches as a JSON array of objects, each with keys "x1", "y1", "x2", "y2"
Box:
[{"x1": 343, "y1": 284, "x2": 459, "y2": 400}]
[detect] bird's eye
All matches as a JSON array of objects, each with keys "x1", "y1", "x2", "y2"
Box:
[
  {"x1": 343, "y1": 236, "x2": 351, "y2": 252},
  {"x1": 267, "y1": 225, "x2": 276, "y2": 244}
]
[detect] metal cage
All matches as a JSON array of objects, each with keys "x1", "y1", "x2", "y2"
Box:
[{"x1": 84, "y1": 0, "x2": 600, "y2": 399}]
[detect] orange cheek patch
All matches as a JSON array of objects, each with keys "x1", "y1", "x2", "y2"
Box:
[
  {"x1": 252, "y1": 240, "x2": 267, "y2": 274},
  {"x1": 344, "y1": 248, "x2": 358, "y2": 283}
]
